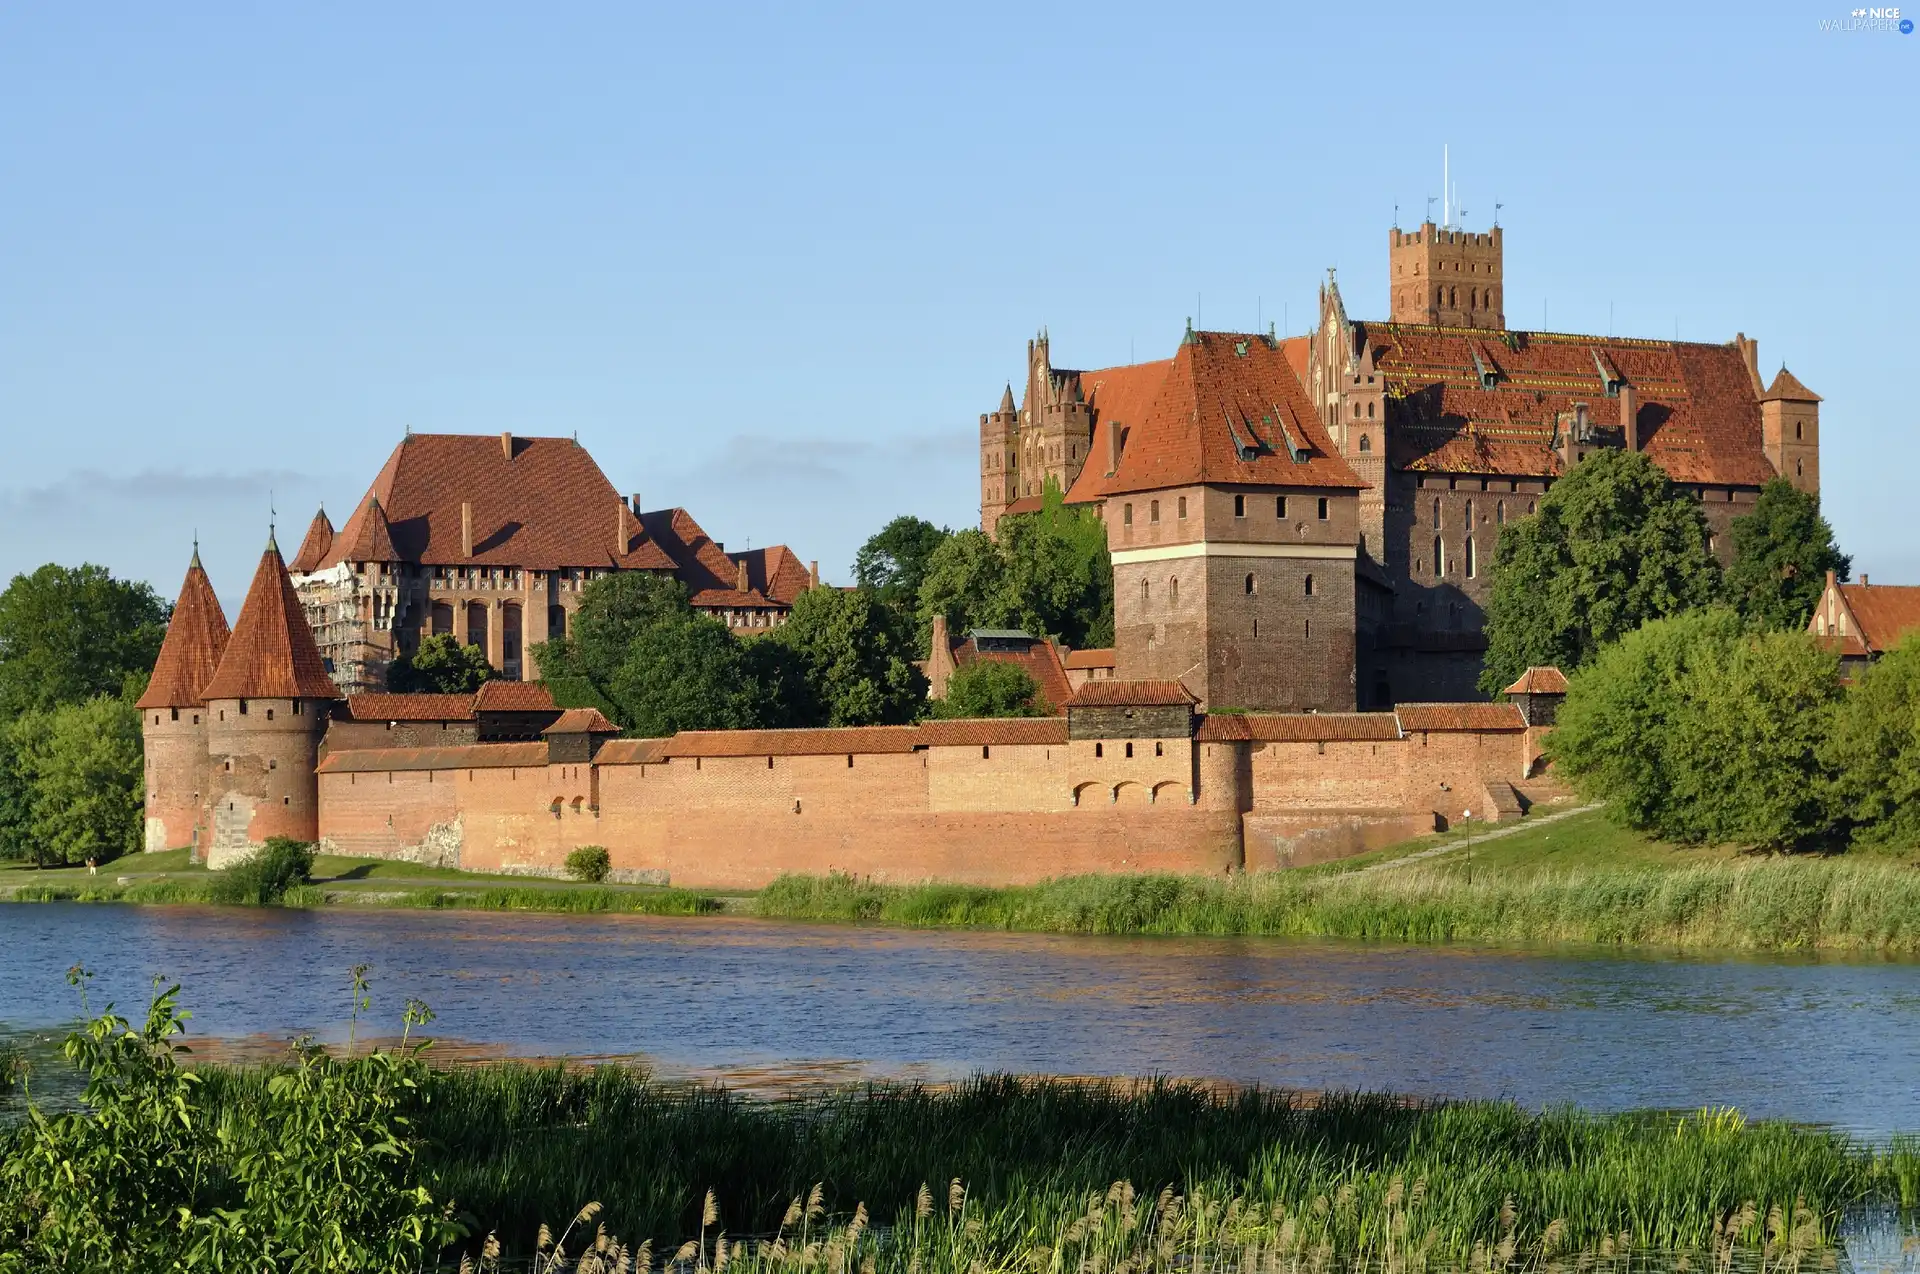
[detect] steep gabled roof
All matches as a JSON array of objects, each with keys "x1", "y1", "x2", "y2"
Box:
[
  {"x1": 1068, "y1": 680, "x2": 1196, "y2": 707},
  {"x1": 640, "y1": 507, "x2": 792, "y2": 611},
  {"x1": 289, "y1": 510, "x2": 335, "y2": 574},
  {"x1": 1839, "y1": 583, "x2": 1920, "y2": 654},
  {"x1": 543, "y1": 707, "x2": 621, "y2": 736},
  {"x1": 473, "y1": 680, "x2": 558, "y2": 713},
  {"x1": 730, "y1": 544, "x2": 814, "y2": 607},
  {"x1": 1067, "y1": 333, "x2": 1365, "y2": 502},
  {"x1": 950, "y1": 633, "x2": 1073, "y2": 714},
  {"x1": 1365, "y1": 327, "x2": 1777, "y2": 486},
  {"x1": 202, "y1": 536, "x2": 341, "y2": 701},
  {"x1": 1502, "y1": 666, "x2": 1570, "y2": 696},
  {"x1": 137, "y1": 549, "x2": 232, "y2": 709},
  {"x1": 318, "y1": 433, "x2": 677, "y2": 572}
]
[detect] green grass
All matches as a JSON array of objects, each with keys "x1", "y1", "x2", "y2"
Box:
[
  {"x1": 1318, "y1": 809, "x2": 1747, "y2": 876},
  {"x1": 373, "y1": 884, "x2": 723, "y2": 915},
  {"x1": 756, "y1": 848, "x2": 1920, "y2": 951},
  {"x1": 182, "y1": 1063, "x2": 1920, "y2": 1269}
]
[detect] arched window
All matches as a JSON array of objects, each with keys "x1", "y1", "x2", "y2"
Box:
[
  {"x1": 1244, "y1": 573, "x2": 1257, "y2": 595},
  {"x1": 1358, "y1": 434, "x2": 1371, "y2": 453},
  {"x1": 1140, "y1": 578, "x2": 1150, "y2": 603},
  {"x1": 1177, "y1": 496, "x2": 1188, "y2": 519},
  {"x1": 1465, "y1": 537, "x2": 1477, "y2": 578},
  {"x1": 1796, "y1": 459, "x2": 1804, "y2": 478},
  {"x1": 1434, "y1": 536, "x2": 1444, "y2": 577},
  {"x1": 1367, "y1": 401, "x2": 1375, "y2": 418},
  {"x1": 1304, "y1": 573, "x2": 1315, "y2": 596},
  {"x1": 1795, "y1": 421, "x2": 1804, "y2": 440},
  {"x1": 1169, "y1": 575, "x2": 1179, "y2": 602},
  {"x1": 1465, "y1": 499, "x2": 1474, "y2": 524},
  {"x1": 1123, "y1": 503, "x2": 1133, "y2": 526},
  {"x1": 1150, "y1": 499, "x2": 1160, "y2": 523},
  {"x1": 1469, "y1": 288, "x2": 1477, "y2": 309},
  {"x1": 1432, "y1": 497, "x2": 1441, "y2": 527},
  {"x1": 1352, "y1": 402, "x2": 1360, "y2": 418},
  {"x1": 1496, "y1": 500, "x2": 1505, "y2": 525}
]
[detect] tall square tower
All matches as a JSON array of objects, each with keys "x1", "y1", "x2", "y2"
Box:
[{"x1": 1389, "y1": 222, "x2": 1503, "y2": 329}]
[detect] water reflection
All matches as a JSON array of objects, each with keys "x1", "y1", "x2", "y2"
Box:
[{"x1": 2, "y1": 904, "x2": 1919, "y2": 1135}]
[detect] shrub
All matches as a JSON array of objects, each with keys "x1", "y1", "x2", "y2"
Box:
[
  {"x1": 565, "y1": 845, "x2": 612, "y2": 883},
  {"x1": 933, "y1": 660, "x2": 1045, "y2": 718},
  {"x1": 1824, "y1": 635, "x2": 1920, "y2": 847},
  {"x1": 208, "y1": 836, "x2": 315, "y2": 906}
]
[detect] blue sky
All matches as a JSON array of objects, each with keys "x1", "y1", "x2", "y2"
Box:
[{"x1": 2, "y1": 1, "x2": 1915, "y2": 611}]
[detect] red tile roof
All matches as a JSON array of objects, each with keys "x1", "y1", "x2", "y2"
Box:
[
  {"x1": 1502, "y1": 666, "x2": 1569, "y2": 695},
  {"x1": 544, "y1": 707, "x2": 621, "y2": 735},
  {"x1": 342, "y1": 693, "x2": 476, "y2": 722},
  {"x1": 656, "y1": 725, "x2": 928, "y2": 757},
  {"x1": 474, "y1": 680, "x2": 558, "y2": 712},
  {"x1": 1840, "y1": 583, "x2": 1920, "y2": 654},
  {"x1": 289, "y1": 510, "x2": 335, "y2": 574},
  {"x1": 1364, "y1": 327, "x2": 1778, "y2": 487},
  {"x1": 1068, "y1": 680, "x2": 1197, "y2": 707},
  {"x1": 317, "y1": 742, "x2": 548, "y2": 774},
  {"x1": 202, "y1": 538, "x2": 341, "y2": 701},
  {"x1": 639, "y1": 507, "x2": 796, "y2": 611},
  {"x1": 1760, "y1": 367, "x2": 1821, "y2": 403},
  {"x1": 318, "y1": 433, "x2": 678, "y2": 572},
  {"x1": 1062, "y1": 647, "x2": 1116, "y2": 670},
  {"x1": 916, "y1": 717, "x2": 1069, "y2": 747},
  {"x1": 951, "y1": 637, "x2": 1074, "y2": 713},
  {"x1": 338, "y1": 495, "x2": 399, "y2": 563},
  {"x1": 138, "y1": 551, "x2": 232, "y2": 709},
  {"x1": 1394, "y1": 703, "x2": 1526, "y2": 732},
  {"x1": 1196, "y1": 712, "x2": 1401, "y2": 742},
  {"x1": 1066, "y1": 332, "x2": 1366, "y2": 503}
]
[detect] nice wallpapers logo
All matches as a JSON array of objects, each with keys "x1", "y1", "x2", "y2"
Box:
[{"x1": 1821, "y1": 6, "x2": 1915, "y2": 31}]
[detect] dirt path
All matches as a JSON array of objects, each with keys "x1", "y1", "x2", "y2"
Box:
[{"x1": 1353, "y1": 803, "x2": 1600, "y2": 874}]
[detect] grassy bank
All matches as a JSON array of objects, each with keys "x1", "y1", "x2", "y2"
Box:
[
  {"x1": 0, "y1": 876, "x2": 722, "y2": 915},
  {"x1": 185, "y1": 1061, "x2": 1920, "y2": 1269},
  {"x1": 757, "y1": 812, "x2": 1920, "y2": 952}
]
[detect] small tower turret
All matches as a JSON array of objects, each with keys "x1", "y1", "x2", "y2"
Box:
[
  {"x1": 1390, "y1": 221, "x2": 1504, "y2": 328},
  {"x1": 200, "y1": 530, "x2": 341, "y2": 867},
  {"x1": 980, "y1": 383, "x2": 1020, "y2": 529},
  {"x1": 1760, "y1": 366, "x2": 1822, "y2": 493},
  {"x1": 137, "y1": 544, "x2": 230, "y2": 854}
]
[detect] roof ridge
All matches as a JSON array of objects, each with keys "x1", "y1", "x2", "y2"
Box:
[{"x1": 202, "y1": 538, "x2": 340, "y2": 701}]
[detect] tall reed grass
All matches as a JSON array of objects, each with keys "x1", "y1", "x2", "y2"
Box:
[
  {"x1": 384, "y1": 885, "x2": 723, "y2": 915},
  {"x1": 184, "y1": 1065, "x2": 1920, "y2": 1270},
  {"x1": 757, "y1": 859, "x2": 1920, "y2": 952}
]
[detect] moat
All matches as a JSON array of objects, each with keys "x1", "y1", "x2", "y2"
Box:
[{"x1": 4, "y1": 903, "x2": 1920, "y2": 1136}]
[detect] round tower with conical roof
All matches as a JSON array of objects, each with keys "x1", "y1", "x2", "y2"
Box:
[
  {"x1": 137, "y1": 543, "x2": 232, "y2": 854},
  {"x1": 200, "y1": 530, "x2": 342, "y2": 867}
]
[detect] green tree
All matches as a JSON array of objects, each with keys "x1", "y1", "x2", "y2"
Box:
[
  {"x1": 1549, "y1": 608, "x2": 1842, "y2": 848},
  {"x1": 6, "y1": 695, "x2": 146, "y2": 867},
  {"x1": 1822, "y1": 635, "x2": 1920, "y2": 847},
  {"x1": 0, "y1": 734, "x2": 31, "y2": 861},
  {"x1": 1479, "y1": 449, "x2": 1723, "y2": 696},
  {"x1": 853, "y1": 515, "x2": 950, "y2": 610},
  {"x1": 932, "y1": 660, "x2": 1045, "y2": 719},
  {"x1": 1725, "y1": 478, "x2": 1851, "y2": 631},
  {"x1": 386, "y1": 634, "x2": 497, "y2": 694},
  {"x1": 917, "y1": 528, "x2": 1007, "y2": 651},
  {"x1": 609, "y1": 613, "x2": 762, "y2": 736},
  {"x1": 770, "y1": 587, "x2": 926, "y2": 726},
  {"x1": 0, "y1": 563, "x2": 169, "y2": 721}
]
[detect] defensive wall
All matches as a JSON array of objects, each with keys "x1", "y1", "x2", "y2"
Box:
[{"x1": 313, "y1": 694, "x2": 1555, "y2": 888}]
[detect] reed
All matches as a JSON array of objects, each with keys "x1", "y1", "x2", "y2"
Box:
[
  {"x1": 756, "y1": 858, "x2": 1920, "y2": 952},
  {"x1": 266, "y1": 1065, "x2": 1915, "y2": 1271},
  {"x1": 379, "y1": 885, "x2": 723, "y2": 915}
]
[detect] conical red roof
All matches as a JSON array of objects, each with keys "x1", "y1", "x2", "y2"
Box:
[
  {"x1": 339, "y1": 495, "x2": 398, "y2": 562},
  {"x1": 137, "y1": 548, "x2": 232, "y2": 709},
  {"x1": 202, "y1": 534, "x2": 341, "y2": 701},
  {"x1": 1761, "y1": 366, "x2": 1822, "y2": 403},
  {"x1": 290, "y1": 508, "x2": 335, "y2": 573}
]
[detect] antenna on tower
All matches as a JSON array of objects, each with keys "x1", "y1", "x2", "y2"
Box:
[
  {"x1": 1494, "y1": 200, "x2": 1503, "y2": 228},
  {"x1": 1393, "y1": 201, "x2": 1400, "y2": 229},
  {"x1": 1425, "y1": 195, "x2": 1437, "y2": 223},
  {"x1": 1443, "y1": 144, "x2": 1449, "y2": 228}
]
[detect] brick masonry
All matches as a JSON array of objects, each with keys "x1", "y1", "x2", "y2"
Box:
[{"x1": 314, "y1": 713, "x2": 1547, "y2": 888}]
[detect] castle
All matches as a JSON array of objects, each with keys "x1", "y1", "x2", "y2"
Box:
[
  {"x1": 287, "y1": 432, "x2": 820, "y2": 695},
  {"x1": 979, "y1": 219, "x2": 1821, "y2": 706},
  {"x1": 137, "y1": 211, "x2": 1820, "y2": 881}
]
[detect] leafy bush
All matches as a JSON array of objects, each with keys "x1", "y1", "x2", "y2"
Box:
[
  {"x1": 0, "y1": 974, "x2": 463, "y2": 1271},
  {"x1": 209, "y1": 836, "x2": 315, "y2": 905},
  {"x1": 932, "y1": 660, "x2": 1046, "y2": 718},
  {"x1": 1548, "y1": 609, "x2": 1842, "y2": 848},
  {"x1": 3, "y1": 695, "x2": 144, "y2": 867},
  {"x1": 1824, "y1": 635, "x2": 1920, "y2": 847},
  {"x1": 564, "y1": 844, "x2": 612, "y2": 883}
]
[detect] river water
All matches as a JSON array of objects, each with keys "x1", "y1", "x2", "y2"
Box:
[{"x1": 4, "y1": 902, "x2": 1920, "y2": 1136}]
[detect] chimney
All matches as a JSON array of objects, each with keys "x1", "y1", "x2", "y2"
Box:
[
  {"x1": 500, "y1": 431, "x2": 514, "y2": 461},
  {"x1": 1105, "y1": 423, "x2": 1122, "y2": 476},
  {"x1": 1734, "y1": 333, "x2": 1762, "y2": 395},
  {"x1": 630, "y1": 492, "x2": 642, "y2": 516},
  {"x1": 808, "y1": 560, "x2": 820, "y2": 589},
  {"x1": 461, "y1": 502, "x2": 473, "y2": 558},
  {"x1": 736, "y1": 559, "x2": 749, "y2": 592},
  {"x1": 1861, "y1": 573, "x2": 1869, "y2": 587},
  {"x1": 1826, "y1": 569, "x2": 1837, "y2": 591},
  {"x1": 1620, "y1": 383, "x2": 1640, "y2": 450},
  {"x1": 617, "y1": 499, "x2": 631, "y2": 555},
  {"x1": 1573, "y1": 402, "x2": 1590, "y2": 440}
]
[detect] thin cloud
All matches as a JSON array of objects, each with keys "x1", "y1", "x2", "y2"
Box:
[{"x1": 0, "y1": 468, "x2": 323, "y2": 514}]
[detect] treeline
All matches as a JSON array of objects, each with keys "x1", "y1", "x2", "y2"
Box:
[
  {"x1": 533, "y1": 486, "x2": 1111, "y2": 734},
  {"x1": 0, "y1": 565, "x2": 166, "y2": 868},
  {"x1": 1472, "y1": 450, "x2": 1912, "y2": 850}
]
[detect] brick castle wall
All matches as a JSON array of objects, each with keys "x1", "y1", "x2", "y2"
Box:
[{"x1": 315, "y1": 719, "x2": 1540, "y2": 888}]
